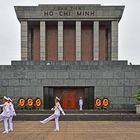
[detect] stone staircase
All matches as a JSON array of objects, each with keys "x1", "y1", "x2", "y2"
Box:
[{"x1": 13, "y1": 110, "x2": 140, "y2": 121}]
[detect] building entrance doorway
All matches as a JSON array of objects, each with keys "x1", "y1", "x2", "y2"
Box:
[{"x1": 43, "y1": 87, "x2": 94, "y2": 110}]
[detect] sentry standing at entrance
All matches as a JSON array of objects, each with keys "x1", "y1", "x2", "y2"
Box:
[
  {"x1": 40, "y1": 96, "x2": 65, "y2": 131},
  {"x1": 79, "y1": 97, "x2": 83, "y2": 111}
]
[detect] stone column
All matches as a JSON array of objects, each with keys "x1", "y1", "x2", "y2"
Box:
[
  {"x1": 93, "y1": 21, "x2": 99, "y2": 60},
  {"x1": 107, "y1": 29, "x2": 111, "y2": 60},
  {"x1": 40, "y1": 21, "x2": 46, "y2": 60},
  {"x1": 21, "y1": 21, "x2": 28, "y2": 60},
  {"x1": 58, "y1": 21, "x2": 63, "y2": 60},
  {"x1": 111, "y1": 21, "x2": 118, "y2": 60},
  {"x1": 28, "y1": 28, "x2": 32, "y2": 60},
  {"x1": 76, "y1": 21, "x2": 81, "y2": 60}
]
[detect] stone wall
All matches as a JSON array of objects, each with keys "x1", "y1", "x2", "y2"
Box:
[{"x1": 0, "y1": 60, "x2": 140, "y2": 111}]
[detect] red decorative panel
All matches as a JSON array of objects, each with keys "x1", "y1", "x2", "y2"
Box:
[
  {"x1": 81, "y1": 22, "x2": 93, "y2": 60},
  {"x1": 63, "y1": 23, "x2": 75, "y2": 60},
  {"x1": 62, "y1": 90, "x2": 77, "y2": 109},
  {"x1": 46, "y1": 22, "x2": 57, "y2": 61},
  {"x1": 32, "y1": 26, "x2": 40, "y2": 61},
  {"x1": 54, "y1": 87, "x2": 84, "y2": 109},
  {"x1": 99, "y1": 27, "x2": 107, "y2": 60}
]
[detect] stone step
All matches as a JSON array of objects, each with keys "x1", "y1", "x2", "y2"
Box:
[
  {"x1": 13, "y1": 110, "x2": 140, "y2": 121},
  {"x1": 16, "y1": 109, "x2": 135, "y2": 114}
]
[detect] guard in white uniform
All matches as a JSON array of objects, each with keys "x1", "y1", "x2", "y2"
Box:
[
  {"x1": 8, "y1": 97, "x2": 16, "y2": 132},
  {"x1": 0, "y1": 96, "x2": 10, "y2": 134},
  {"x1": 40, "y1": 97, "x2": 65, "y2": 131},
  {"x1": 79, "y1": 97, "x2": 83, "y2": 111}
]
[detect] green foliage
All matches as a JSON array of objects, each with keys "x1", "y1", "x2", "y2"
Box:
[{"x1": 134, "y1": 88, "x2": 140, "y2": 102}]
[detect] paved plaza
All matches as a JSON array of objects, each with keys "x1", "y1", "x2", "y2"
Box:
[{"x1": 0, "y1": 121, "x2": 140, "y2": 140}]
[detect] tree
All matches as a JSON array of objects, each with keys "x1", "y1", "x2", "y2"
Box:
[{"x1": 134, "y1": 88, "x2": 140, "y2": 103}]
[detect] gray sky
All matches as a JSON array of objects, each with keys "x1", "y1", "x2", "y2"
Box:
[{"x1": 0, "y1": 0, "x2": 140, "y2": 65}]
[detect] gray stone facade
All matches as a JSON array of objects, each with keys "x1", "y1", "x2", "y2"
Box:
[
  {"x1": 0, "y1": 61, "x2": 139, "y2": 111},
  {"x1": 1, "y1": 4, "x2": 137, "y2": 112}
]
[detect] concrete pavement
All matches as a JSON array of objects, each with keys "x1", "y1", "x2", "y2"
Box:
[{"x1": 0, "y1": 121, "x2": 140, "y2": 140}]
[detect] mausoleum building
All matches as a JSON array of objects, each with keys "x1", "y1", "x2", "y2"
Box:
[{"x1": 0, "y1": 4, "x2": 140, "y2": 111}]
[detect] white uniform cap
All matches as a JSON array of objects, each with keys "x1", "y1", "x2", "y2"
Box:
[
  {"x1": 4, "y1": 96, "x2": 8, "y2": 101},
  {"x1": 8, "y1": 97, "x2": 12, "y2": 102},
  {"x1": 55, "y1": 96, "x2": 60, "y2": 101}
]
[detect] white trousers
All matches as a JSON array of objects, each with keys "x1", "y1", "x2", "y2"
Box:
[
  {"x1": 9, "y1": 116, "x2": 13, "y2": 131},
  {"x1": 42, "y1": 114, "x2": 60, "y2": 130},
  {"x1": 55, "y1": 115, "x2": 59, "y2": 130},
  {"x1": 79, "y1": 104, "x2": 83, "y2": 110},
  {"x1": 0, "y1": 115, "x2": 8, "y2": 132}
]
